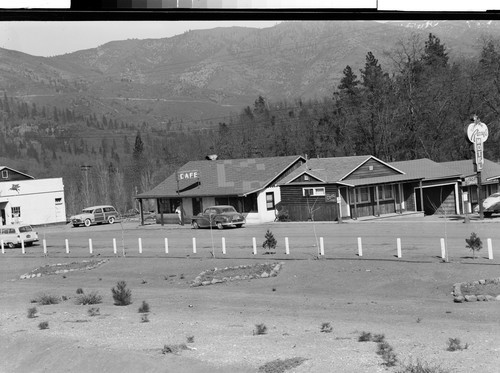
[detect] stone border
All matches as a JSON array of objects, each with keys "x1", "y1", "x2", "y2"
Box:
[
  {"x1": 452, "y1": 277, "x2": 500, "y2": 302},
  {"x1": 191, "y1": 262, "x2": 283, "y2": 287},
  {"x1": 20, "y1": 259, "x2": 108, "y2": 279}
]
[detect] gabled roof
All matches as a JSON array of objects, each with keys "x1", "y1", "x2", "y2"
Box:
[
  {"x1": 390, "y1": 158, "x2": 461, "y2": 181},
  {"x1": 0, "y1": 166, "x2": 34, "y2": 180},
  {"x1": 137, "y1": 155, "x2": 305, "y2": 198},
  {"x1": 441, "y1": 159, "x2": 500, "y2": 182},
  {"x1": 279, "y1": 155, "x2": 408, "y2": 185}
]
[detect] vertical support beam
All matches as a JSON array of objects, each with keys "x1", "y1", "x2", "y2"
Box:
[
  {"x1": 454, "y1": 182, "x2": 460, "y2": 215},
  {"x1": 419, "y1": 180, "x2": 424, "y2": 214},
  {"x1": 357, "y1": 237, "x2": 363, "y2": 257},
  {"x1": 352, "y1": 187, "x2": 358, "y2": 219},
  {"x1": 397, "y1": 238, "x2": 402, "y2": 258},
  {"x1": 477, "y1": 169, "x2": 483, "y2": 220},
  {"x1": 139, "y1": 198, "x2": 145, "y2": 226},
  {"x1": 487, "y1": 238, "x2": 493, "y2": 260},
  {"x1": 164, "y1": 238, "x2": 169, "y2": 254},
  {"x1": 375, "y1": 186, "x2": 380, "y2": 217},
  {"x1": 399, "y1": 183, "x2": 404, "y2": 214},
  {"x1": 285, "y1": 237, "x2": 289, "y2": 255}
]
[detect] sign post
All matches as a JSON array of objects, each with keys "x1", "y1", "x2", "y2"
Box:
[{"x1": 467, "y1": 115, "x2": 488, "y2": 220}]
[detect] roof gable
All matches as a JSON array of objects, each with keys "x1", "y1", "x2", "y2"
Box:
[
  {"x1": 0, "y1": 166, "x2": 35, "y2": 181},
  {"x1": 342, "y1": 156, "x2": 404, "y2": 180}
]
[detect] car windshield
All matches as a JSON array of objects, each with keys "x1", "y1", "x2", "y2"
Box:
[
  {"x1": 19, "y1": 226, "x2": 32, "y2": 232},
  {"x1": 220, "y1": 207, "x2": 236, "y2": 213}
]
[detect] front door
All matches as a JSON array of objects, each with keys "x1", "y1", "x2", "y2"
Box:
[
  {"x1": 192, "y1": 197, "x2": 202, "y2": 216},
  {"x1": 94, "y1": 208, "x2": 104, "y2": 223}
]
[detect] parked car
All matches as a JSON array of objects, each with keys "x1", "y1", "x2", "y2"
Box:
[
  {"x1": 474, "y1": 192, "x2": 500, "y2": 217},
  {"x1": 0, "y1": 224, "x2": 39, "y2": 248},
  {"x1": 191, "y1": 205, "x2": 245, "y2": 229},
  {"x1": 70, "y1": 205, "x2": 119, "y2": 227}
]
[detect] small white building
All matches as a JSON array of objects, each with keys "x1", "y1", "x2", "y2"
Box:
[{"x1": 0, "y1": 166, "x2": 66, "y2": 226}]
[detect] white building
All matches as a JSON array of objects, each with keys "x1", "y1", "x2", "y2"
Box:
[{"x1": 0, "y1": 167, "x2": 66, "y2": 226}]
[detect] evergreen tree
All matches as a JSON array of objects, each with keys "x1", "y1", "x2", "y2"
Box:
[{"x1": 422, "y1": 33, "x2": 449, "y2": 68}]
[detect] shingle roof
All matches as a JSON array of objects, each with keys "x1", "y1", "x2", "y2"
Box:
[
  {"x1": 390, "y1": 158, "x2": 461, "y2": 180},
  {"x1": 441, "y1": 159, "x2": 500, "y2": 183},
  {"x1": 137, "y1": 155, "x2": 305, "y2": 198}
]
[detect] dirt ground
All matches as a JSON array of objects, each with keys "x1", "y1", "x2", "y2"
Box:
[{"x1": 1, "y1": 251, "x2": 500, "y2": 373}]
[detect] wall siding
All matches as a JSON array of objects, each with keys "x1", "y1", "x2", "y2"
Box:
[{"x1": 280, "y1": 184, "x2": 339, "y2": 221}]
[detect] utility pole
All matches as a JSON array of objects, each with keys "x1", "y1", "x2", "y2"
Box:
[{"x1": 80, "y1": 165, "x2": 92, "y2": 206}]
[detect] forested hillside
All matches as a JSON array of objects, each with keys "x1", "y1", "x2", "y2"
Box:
[{"x1": 1, "y1": 28, "x2": 500, "y2": 216}]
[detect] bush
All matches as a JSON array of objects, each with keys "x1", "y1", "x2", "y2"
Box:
[
  {"x1": 186, "y1": 335, "x2": 195, "y2": 343},
  {"x1": 262, "y1": 229, "x2": 277, "y2": 253},
  {"x1": 465, "y1": 232, "x2": 482, "y2": 259},
  {"x1": 258, "y1": 357, "x2": 308, "y2": 373},
  {"x1": 38, "y1": 321, "x2": 49, "y2": 330},
  {"x1": 162, "y1": 343, "x2": 188, "y2": 354},
  {"x1": 27, "y1": 306, "x2": 37, "y2": 319},
  {"x1": 141, "y1": 314, "x2": 150, "y2": 323},
  {"x1": 138, "y1": 300, "x2": 150, "y2": 313},
  {"x1": 112, "y1": 280, "x2": 132, "y2": 306},
  {"x1": 320, "y1": 322, "x2": 333, "y2": 333},
  {"x1": 87, "y1": 307, "x2": 100, "y2": 316},
  {"x1": 396, "y1": 359, "x2": 451, "y2": 373},
  {"x1": 76, "y1": 288, "x2": 84, "y2": 294},
  {"x1": 254, "y1": 323, "x2": 268, "y2": 335},
  {"x1": 377, "y1": 341, "x2": 398, "y2": 367},
  {"x1": 372, "y1": 333, "x2": 386, "y2": 343},
  {"x1": 36, "y1": 294, "x2": 60, "y2": 305},
  {"x1": 358, "y1": 331, "x2": 372, "y2": 342},
  {"x1": 75, "y1": 291, "x2": 102, "y2": 305},
  {"x1": 446, "y1": 337, "x2": 468, "y2": 351}
]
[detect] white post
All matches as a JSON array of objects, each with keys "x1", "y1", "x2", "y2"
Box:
[
  {"x1": 319, "y1": 237, "x2": 325, "y2": 256},
  {"x1": 488, "y1": 238, "x2": 493, "y2": 260},
  {"x1": 357, "y1": 237, "x2": 362, "y2": 257},
  {"x1": 43, "y1": 239, "x2": 47, "y2": 255},
  {"x1": 138, "y1": 238, "x2": 143, "y2": 254},
  {"x1": 440, "y1": 238, "x2": 446, "y2": 259},
  {"x1": 65, "y1": 239, "x2": 69, "y2": 254},
  {"x1": 113, "y1": 238, "x2": 117, "y2": 255},
  {"x1": 1, "y1": 239, "x2": 4, "y2": 254},
  {"x1": 222, "y1": 237, "x2": 226, "y2": 255},
  {"x1": 21, "y1": 240, "x2": 25, "y2": 254},
  {"x1": 192, "y1": 237, "x2": 197, "y2": 254},
  {"x1": 89, "y1": 238, "x2": 93, "y2": 254},
  {"x1": 285, "y1": 237, "x2": 290, "y2": 255},
  {"x1": 397, "y1": 238, "x2": 402, "y2": 258},
  {"x1": 252, "y1": 237, "x2": 257, "y2": 255},
  {"x1": 164, "y1": 238, "x2": 169, "y2": 254}
]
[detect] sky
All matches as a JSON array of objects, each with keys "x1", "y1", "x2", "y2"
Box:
[{"x1": 0, "y1": 21, "x2": 281, "y2": 57}]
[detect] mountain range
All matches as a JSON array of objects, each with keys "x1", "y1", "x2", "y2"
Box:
[{"x1": 2, "y1": 20, "x2": 500, "y2": 127}]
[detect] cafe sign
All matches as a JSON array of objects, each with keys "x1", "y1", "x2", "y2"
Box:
[
  {"x1": 177, "y1": 170, "x2": 200, "y2": 181},
  {"x1": 463, "y1": 175, "x2": 477, "y2": 186}
]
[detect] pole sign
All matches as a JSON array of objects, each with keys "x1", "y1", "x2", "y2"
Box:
[
  {"x1": 177, "y1": 170, "x2": 200, "y2": 181},
  {"x1": 467, "y1": 118, "x2": 488, "y2": 171}
]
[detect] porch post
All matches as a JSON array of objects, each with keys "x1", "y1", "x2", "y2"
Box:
[
  {"x1": 399, "y1": 183, "x2": 404, "y2": 214},
  {"x1": 375, "y1": 186, "x2": 380, "y2": 216},
  {"x1": 454, "y1": 182, "x2": 460, "y2": 215},
  {"x1": 352, "y1": 187, "x2": 358, "y2": 219},
  {"x1": 419, "y1": 180, "x2": 424, "y2": 213},
  {"x1": 139, "y1": 198, "x2": 144, "y2": 226}
]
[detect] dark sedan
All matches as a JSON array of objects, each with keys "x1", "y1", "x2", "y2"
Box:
[{"x1": 191, "y1": 205, "x2": 245, "y2": 229}]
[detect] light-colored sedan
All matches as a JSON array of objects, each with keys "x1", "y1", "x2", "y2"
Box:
[
  {"x1": 475, "y1": 192, "x2": 500, "y2": 217},
  {"x1": 191, "y1": 205, "x2": 245, "y2": 229},
  {"x1": 0, "y1": 224, "x2": 39, "y2": 248}
]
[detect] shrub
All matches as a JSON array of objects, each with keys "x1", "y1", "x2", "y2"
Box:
[
  {"x1": 138, "y1": 300, "x2": 150, "y2": 313},
  {"x1": 36, "y1": 294, "x2": 60, "y2": 305},
  {"x1": 446, "y1": 337, "x2": 468, "y2": 351},
  {"x1": 27, "y1": 306, "x2": 37, "y2": 319},
  {"x1": 465, "y1": 232, "x2": 482, "y2": 259},
  {"x1": 372, "y1": 333, "x2": 386, "y2": 343},
  {"x1": 262, "y1": 229, "x2": 277, "y2": 253},
  {"x1": 258, "y1": 357, "x2": 308, "y2": 373},
  {"x1": 320, "y1": 322, "x2": 333, "y2": 333},
  {"x1": 75, "y1": 291, "x2": 102, "y2": 305},
  {"x1": 358, "y1": 331, "x2": 372, "y2": 342},
  {"x1": 76, "y1": 288, "x2": 84, "y2": 294},
  {"x1": 162, "y1": 343, "x2": 188, "y2": 354},
  {"x1": 186, "y1": 335, "x2": 194, "y2": 343},
  {"x1": 112, "y1": 281, "x2": 132, "y2": 306},
  {"x1": 254, "y1": 323, "x2": 268, "y2": 335},
  {"x1": 377, "y1": 341, "x2": 398, "y2": 367},
  {"x1": 87, "y1": 307, "x2": 100, "y2": 316},
  {"x1": 141, "y1": 314, "x2": 149, "y2": 323},
  {"x1": 396, "y1": 359, "x2": 451, "y2": 373},
  {"x1": 38, "y1": 321, "x2": 49, "y2": 330}
]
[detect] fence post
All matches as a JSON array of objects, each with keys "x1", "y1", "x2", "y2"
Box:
[
  {"x1": 21, "y1": 240, "x2": 25, "y2": 254},
  {"x1": 357, "y1": 237, "x2": 362, "y2": 257},
  {"x1": 440, "y1": 238, "x2": 446, "y2": 259},
  {"x1": 319, "y1": 237, "x2": 325, "y2": 256},
  {"x1": 65, "y1": 239, "x2": 69, "y2": 254},
  {"x1": 113, "y1": 238, "x2": 117, "y2": 255},
  {"x1": 397, "y1": 238, "x2": 402, "y2": 258},
  {"x1": 222, "y1": 237, "x2": 226, "y2": 255},
  {"x1": 43, "y1": 239, "x2": 47, "y2": 256},
  {"x1": 89, "y1": 238, "x2": 93, "y2": 255},
  {"x1": 488, "y1": 238, "x2": 493, "y2": 260},
  {"x1": 165, "y1": 238, "x2": 169, "y2": 254},
  {"x1": 285, "y1": 237, "x2": 290, "y2": 255},
  {"x1": 1, "y1": 239, "x2": 4, "y2": 254},
  {"x1": 138, "y1": 238, "x2": 143, "y2": 254},
  {"x1": 192, "y1": 237, "x2": 197, "y2": 254},
  {"x1": 252, "y1": 237, "x2": 257, "y2": 255}
]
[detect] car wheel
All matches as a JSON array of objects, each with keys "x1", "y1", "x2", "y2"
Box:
[
  {"x1": 108, "y1": 216, "x2": 115, "y2": 224},
  {"x1": 73, "y1": 224, "x2": 79, "y2": 228},
  {"x1": 484, "y1": 212, "x2": 492, "y2": 218},
  {"x1": 25, "y1": 242, "x2": 33, "y2": 247},
  {"x1": 192, "y1": 221, "x2": 200, "y2": 229},
  {"x1": 236, "y1": 224, "x2": 244, "y2": 228},
  {"x1": 216, "y1": 222, "x2": 224, "y2": 230},
  {"x1": 84, "y1": 219, "x2": 91, "y2": 227},
  {"x1": 7, "y1": 242, "x2": 15, "y2": 249}
]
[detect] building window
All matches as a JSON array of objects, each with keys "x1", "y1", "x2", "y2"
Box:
[
  {"x1": 350, "y1": 187, "x2": 370, "y2": 203},
  {"x1": 266, "y1": 192, "x2": 275, "y2": 210},
  {"x1": 303, "y1": 187, "x2": 326, "y2": 197},
  {"x1": 55, "y1": 198, "x2": 63, "y2": 205},
  {"x1": 1, "y1": 170, "x2": 8, "y2": 179},
  {"x1": 11, "y1": 206, "x2": 21, "y2": 218},
  {"x1": 377, "y1": 185, "x2": 394, "y2": 200}
]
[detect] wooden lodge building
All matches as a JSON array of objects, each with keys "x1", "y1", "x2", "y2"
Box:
[{"x1": 136, "y1": 155, "x2": 500, "y2": 224}]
